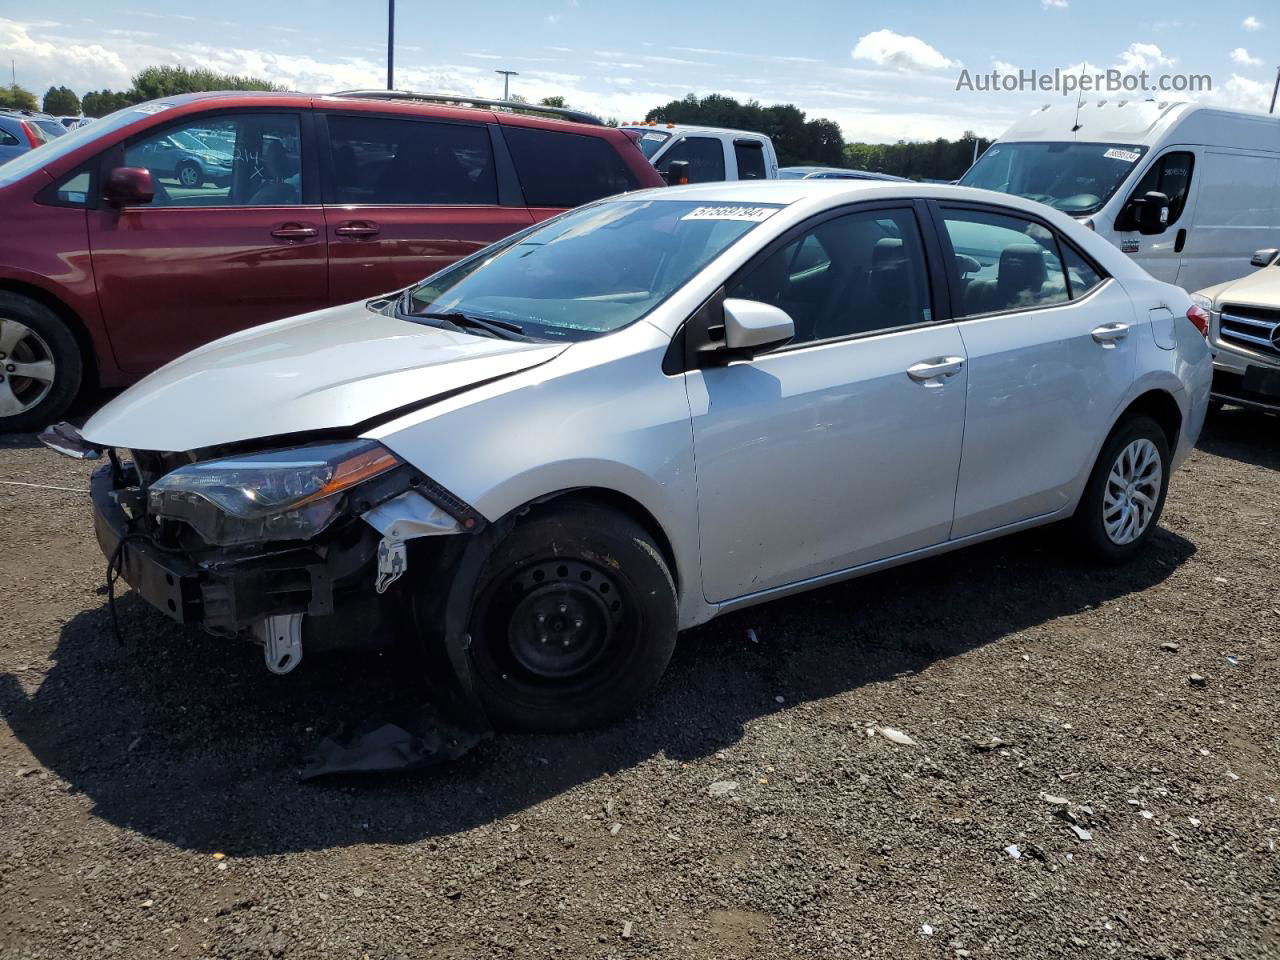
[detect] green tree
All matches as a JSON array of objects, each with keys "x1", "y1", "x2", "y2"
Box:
[
  {"x1": 129, "y1": 64, "x2": 284, "y2": 100},
  {"x1": 81, "y1": 89, "x2": 134, "y2": 118},
  {"x1": 42, "y1": 85, "x2": 81, "y2": 115},
  {"x1": 538, "y1": 95, "x2": 568, "y2": 108},
  {"x1": 0, "y1": 83, "x2": 39, "y2": 111}
]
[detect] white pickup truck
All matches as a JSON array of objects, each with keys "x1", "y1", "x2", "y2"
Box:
[{"x1": 621, "y1": 123, "x2": 779, "y2": 183}]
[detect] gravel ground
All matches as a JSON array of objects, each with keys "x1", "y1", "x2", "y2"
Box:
[{"x1": 0, "y1": 408, "x2": 1277, "y2": 959}]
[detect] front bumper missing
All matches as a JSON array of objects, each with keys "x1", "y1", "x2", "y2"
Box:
[{"x1": 90, "y1": 465, "x2": 370, "y2": 638}]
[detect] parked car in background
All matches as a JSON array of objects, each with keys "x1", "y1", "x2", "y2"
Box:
[
  {"x1": 1191, "y1": 247, "x2": 1280, "y2": 414},
  {"x1": 57, "y1": 116, "x2": 85, "y2": 131},
  {"x1": 961, "y1": 101, "x2": 1280, "y2": 292},
  {"x1": 52, "y1": 180, "x2": 1210, "y2": 731},
  {"x1": 0, "y1": 111, "x2": 56, "y2": 164},
  {"x1": 779, "y1": 165, "x2": 908, "y2": 181},
  {"x1": 620, "y1": 122, "x2": 778, "y2": 183},
  {"x1": 0, "y1": 89, "x2": 662, "y2": 431}
]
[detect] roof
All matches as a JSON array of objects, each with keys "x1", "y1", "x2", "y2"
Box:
[
  {"x1": 620, "y1": 123, "x2": 770, "y2": 140},
  {"x1": 996, "y1": 99, "x2": 1280, "y2": 148}
]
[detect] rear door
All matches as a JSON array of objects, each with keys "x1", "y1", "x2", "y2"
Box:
[
  {"x1": 320, "y1": 112, "x2": 533, "y2": 303},
  {"x1": 499, "y1": 122, "x2": 646, "y2": 221},
  {"x1": 934, "y1": 203, "x2": 1136, "y2": 538},
  {"x1": 1176, "y1": 149, "x2": 1280, "y2": 291},
  {"x1": 88, "y1": 109, "x2": 327, "y2": 373}
]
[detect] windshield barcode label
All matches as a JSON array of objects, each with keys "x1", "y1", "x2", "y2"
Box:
[
  {"x1": 681, "y1": 205, "x2": 777, "y2": 222},
  {"x1": 1103, "y1": 148, "x2": 1141, "y2": 163}
]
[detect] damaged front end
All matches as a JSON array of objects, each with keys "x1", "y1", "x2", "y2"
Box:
[{"x1": 69, "y1": 426, "x2": 485, "y2": 676}]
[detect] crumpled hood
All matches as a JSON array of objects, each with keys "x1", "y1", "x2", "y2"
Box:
[
  {"x1": 83, "y1": 300, "x2": 567, "y2": 451},
  {"x1": 1206, "y1": 266, "x2": 1280, "y2": 310}
]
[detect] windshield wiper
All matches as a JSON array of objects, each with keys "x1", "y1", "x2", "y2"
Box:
[{"x1": 412, "y1": 310, "x2": 528, "y2": 341}]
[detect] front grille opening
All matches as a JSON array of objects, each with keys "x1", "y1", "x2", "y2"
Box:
[{"x1": 1219, "y1": 304, "x2": 1280, "y2": 359}]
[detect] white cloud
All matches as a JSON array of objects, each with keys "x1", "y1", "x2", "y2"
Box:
[
  {"x1": 1203, "y1": 73, "x2": 1272, "y2": 112},
  {"x1": 1042, "y1": 0, "x2": 1068, "y2": 9},
  {"x1": 851, "y1": 30, "x2": 959, "y2": 72},
  {"x1": 1, "y1": 17, "x2": 132, "y2": 92},
  {"x1": 992, "y1": 59, "x2": 1021, "y2": 74},
  {"x1": 1116, "y1": 42, "x2": 1174, "y2": 73},
  {"x1": 1230, "y1": 47, "x2": 1263, "y2": 67},
  {"x1": 1242, "y1": 15, "x2": 1263, "y2": 31}
]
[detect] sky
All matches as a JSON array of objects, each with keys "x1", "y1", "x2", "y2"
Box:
[{"x1": 1, "y1": 1, "x2": 1276, "y2": 143}]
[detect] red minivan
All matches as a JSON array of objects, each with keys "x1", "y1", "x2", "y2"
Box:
[{"x1": 0, "y1": 90, "x2": 663, "y2": 430}]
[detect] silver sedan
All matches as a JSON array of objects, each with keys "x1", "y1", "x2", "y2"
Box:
[{"x1": 57, "y1": 180, "x2": 1212, "y2": 732}]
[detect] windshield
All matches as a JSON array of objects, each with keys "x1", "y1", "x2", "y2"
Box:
[
  {"x1": 777, "y1": 168, "x2": 809, "y2": 179},
  {"x1": 405, "y1": 198, "x2": 781, "y2": 341},
  {"x1": 631, "y1": 129, "x2": 672, "y2": 159},
  {"x1": 170, "y1": 130, "x2": 211, "y2": 152},
  {"x1": 960, "y1": 141, "x2": 1148, "y2": 215},
  {"x1": 0, "y1": 103, "x2": 161, "y2": 188}
]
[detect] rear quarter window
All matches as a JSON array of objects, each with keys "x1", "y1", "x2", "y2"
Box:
[{"x1": 502, "y1": 126, "x2": 640, "y2": 208}]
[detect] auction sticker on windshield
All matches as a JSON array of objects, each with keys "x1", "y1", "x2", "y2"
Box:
[
  {"x1": 681, "y1": 205, "x2": 778, "y2": 222},
  {"x1": 1103, "y1": 148, "x2": 1141, "y2": 163}
]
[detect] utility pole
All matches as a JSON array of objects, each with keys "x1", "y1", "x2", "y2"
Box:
[
  {"x1": 496, "y1": 70, "x2": 518, "y2": 101},
  {"x1": 386, "y1": 0, "x2": 395, "y2": 90},
  {"x1": 1270, "y1": 66, "x2": 1279, "y2": 115}
]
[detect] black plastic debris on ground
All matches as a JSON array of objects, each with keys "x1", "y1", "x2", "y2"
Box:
[{"x1": 301, "y1": 716, "x2": 491, "y2": 780}]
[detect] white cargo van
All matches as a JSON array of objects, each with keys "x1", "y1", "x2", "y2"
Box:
[
  {"x1": 960, "y1": 101, "x2": 1280, "y2": 291},
  {"x1": 621, "y1": 123, "x2": 779, "y2": 183}
]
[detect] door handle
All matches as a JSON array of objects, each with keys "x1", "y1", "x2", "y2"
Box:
[
  {"x1": 334, "y1": 221, "x2": 380, "y2": 239},
  {"x1": 1174, "y1": 228, "x2": 1187, "y2": 254},
  {"x1": 1091, "y1": 322, "x2": 1130, "y2": 344},
  {"x1": 270, "y1": 223, "x2": 318, "y2": 240},
  {"x1": 906, "y1": 356, "x2": 965, "y2": 383}
]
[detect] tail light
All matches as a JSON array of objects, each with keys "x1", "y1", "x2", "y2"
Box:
[
  {"x1": 19, "y1": 121, "x2": 44, "y2": 148},
  {"x1": 1186, "y1": 304, "x2": 1211, "y2": 337}
]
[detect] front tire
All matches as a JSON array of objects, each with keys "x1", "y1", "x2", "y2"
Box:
[
  {"x1": 1069, "y1": 415, "x2": 1170, "y2": 564},
  {"x1": 0, "y1": 294, "x2": 82, "y2": 433},
  {"x1": 467, "y1": 501, "x2": 677, "y2": 732}
]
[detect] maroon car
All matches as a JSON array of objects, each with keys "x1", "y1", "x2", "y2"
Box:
[{"x1": 0, "y1": 90, "x2": 663, "y2": 430}]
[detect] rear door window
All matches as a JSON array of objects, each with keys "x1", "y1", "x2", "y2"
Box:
[
  {"x1": 325, "y1": 114, "x2": 497, "y2": 205},
  {"x1": 941, "y1": 210, "x2": 1069, "y2": 315},
  {"x1": 734, "y1": 140, "x2": 767, "y2": 180},
  {"x1": 503, "y1": 126, "x2": 640, "y2": 207},
  {"x1": 656, "y1": 136, "x2": 725, "y2": 183}
]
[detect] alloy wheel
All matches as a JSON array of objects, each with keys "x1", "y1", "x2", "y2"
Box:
[
  {"x1": 1102, "y1": 437, "x2": 1162, "y2": 545},
  {"x1": 178, "y1": 165, "x2": 200, "y2": 187},
  {"x1": 0, "y1": 318, "x2": 56, "y2": 418}
]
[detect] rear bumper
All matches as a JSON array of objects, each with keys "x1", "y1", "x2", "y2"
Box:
[{"x1": 90, "y1": 465, "x2": 376, "y2": 637}]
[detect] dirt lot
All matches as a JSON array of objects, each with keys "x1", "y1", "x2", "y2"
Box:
[{"x1": 0, "y1": 409, "x2": 1277, "y2": 959}]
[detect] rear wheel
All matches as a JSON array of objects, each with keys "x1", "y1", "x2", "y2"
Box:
[
  {"x1": 0, "y1": 294, "x2": 82, "y2": 433},
  {"x1": 1069, "y1": 415, "x2": 1170, "y2": 564},
  {"x1": 467, "y1": 502, "x2": 677, "y2": 732},
  {"x1": 176, "y1": 161, "x2": 201, "y2": 188}
]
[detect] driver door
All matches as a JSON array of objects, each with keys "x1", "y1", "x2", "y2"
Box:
[
  {"x1": 687, "y1": 204, "x2": 967, "y2": 602},
  {"x1": 88, "y1": 110, "x2": 328, "y2": 373},
  {"x1": 1113, "y1": 149, "x2": 1196, "y2": 283}
]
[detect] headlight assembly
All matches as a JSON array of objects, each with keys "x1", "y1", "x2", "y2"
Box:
[{"x1": 147, "y1": 440, "x2": 402, "y2": 546}]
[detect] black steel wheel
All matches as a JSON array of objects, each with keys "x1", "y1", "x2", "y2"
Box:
[{"x1": 468, "y1": 501, "x2": 677, "y2": 732}]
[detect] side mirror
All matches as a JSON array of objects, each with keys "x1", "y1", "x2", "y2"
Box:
[
  {"x1": 662, "y1": 159, "x2": 690, "y2": 186},
  {"x1": 1250, "y1": 248, "x2": 1279, "y2": 268},
  {"x1": 722, "y1": 298, "x2": 794, "y2": 355},
  {"x1": 1134, "y1": 190, "x2": 1170, "y2": 236},
  {"x1": 104, "y1": 166, "x2": 155, "y2": 206}
]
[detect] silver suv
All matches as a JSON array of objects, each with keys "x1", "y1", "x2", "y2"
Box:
[
  {"x1": 47, "y1": 181, "x2": 1212, "y2": 732},
  {"x1": 1193, "y1": 248, "x2": 1280, "y2": 413}
]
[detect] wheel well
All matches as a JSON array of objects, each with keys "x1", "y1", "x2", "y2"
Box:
[
  {"x1": 520, "y1": 488, "x2": 680, "y2": 594},
  {"x1": 1119, "y1": 390, "x2": 1182, "y2": 453},
  {"x1": 0, "y1": 280, "x2": 98, "y2": 391}
]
